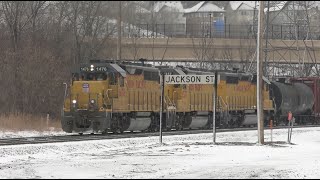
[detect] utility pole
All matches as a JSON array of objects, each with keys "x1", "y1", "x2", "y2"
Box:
[
  {"x1": 264, "y1": 1, "x2": 270, "y2": 77},
  {"x1": 257, "y1": 1, "x2": 265, "y2": 145},
  {"x1": 117, "y1": 1, "x2": 122, "y2": 62},
  {"x1": 252, "y1": 1, "x2": 257, "y2": 36}
]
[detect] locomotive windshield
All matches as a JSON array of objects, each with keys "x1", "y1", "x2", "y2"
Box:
[
  {"x1": 72, "y1": 72, "x2": 107, "y2": 81},
  {"x1": 71, "y1": 63, "x2": 119, "y2": 82}
]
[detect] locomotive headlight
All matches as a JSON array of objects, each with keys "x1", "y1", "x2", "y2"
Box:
[
  {"x1": 90, "y1": 99, "x2": 95, "y2": 104},
  {"x1": 72, "y1": 99, "x2": 77, "y2": 109},
  {"x1": 90, "y1": 65, "x2": 94, "y2": 71}
]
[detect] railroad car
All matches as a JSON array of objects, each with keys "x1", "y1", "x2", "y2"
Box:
[
  {"x1": 176, "y1": 67, "x2": 274, "y2": 128},
  {"x1": 270, "y1": 77, "x2": 320, "y2": 125},
  {"x1": 61, "y1": 60, "x2": 274, "y2": 134}
]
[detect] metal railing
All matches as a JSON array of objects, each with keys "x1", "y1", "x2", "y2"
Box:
[{"x1": 108, "y1": 23, "x2": 320, "y2": 40}]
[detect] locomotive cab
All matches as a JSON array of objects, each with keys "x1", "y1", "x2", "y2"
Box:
[{"x1": 62, "y1": 62, "x2": 124, "y2": 134}]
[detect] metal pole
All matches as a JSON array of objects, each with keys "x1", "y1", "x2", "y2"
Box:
[
  {"x1": 117, "y1": 1, "x2": 122, "y2": 62},
  {"x1": 213, "y1": 72, "x2": 218, "y2": 144},
  {"x1": 253, "y1": 1, "x2": 257, "y2": 35},
  {"x1": 159, "y1": 73, "x2": 165, "y2": 144},
  {"x1": 257, "y1": 1, "x2": 265, "y2": 145},
  {"x1": 270, "y1": 119, "x2": 273, "y2": 142},
  {"x1": 264, "y1": 1, "x2": 270, "y2": 77},
  {"x1": 287, "y1": 121, "x2": 291, "y2": 143},
  {"x1": 209, "y1": 13, "x2": 212, "y2": 38},
  {"x1": 290, "y1": 117, "x2": 294, "y2": 142}
]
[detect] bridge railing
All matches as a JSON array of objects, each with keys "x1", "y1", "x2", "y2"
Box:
[{"x1": 108, "y1": 23, "x2": 320, "y2": 40}]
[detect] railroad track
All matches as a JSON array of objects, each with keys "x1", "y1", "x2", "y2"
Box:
[{"x1": 0, "y1": 125, "x2": 319, "y2": 146}]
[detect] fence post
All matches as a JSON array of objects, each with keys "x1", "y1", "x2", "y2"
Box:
[
  {"x1": 128, "y1": 24, "x2": 130, "y2": 38},
  {"x1": 156, "y1": 23, "x2": 158, "y2": 38},
  {"x1": 147, "y1": 24, "x2": 149, "y2": 38},
  {"x1": 46, "y1": 113, "x2": 50, "y2": 130},
  {"x1": 225, "y1": 24, "x2": 227, "y2": 38},
  {"x1": 185, "y1": 23, "x2": 187, "y2": 38},
  {"x1": 297, "y1": 25, "x2": 299, "y2": 40},
  {"x1": 280, "y1": 25, "x2": 282, "y2": 39},
  {"x1": 106, "y1": 23, "x2": 109, "y2": 35},
  {"x1": 139, "y1": 25, "x2": 141, "y2": 38},
  {"x1": 164, "y1": 23, "x2": 165, "y2": 37}
]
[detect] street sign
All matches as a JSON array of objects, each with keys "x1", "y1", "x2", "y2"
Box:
[
  {"x1": 161, "y1": 73, "x2": 220, "y2": 145},
  {"x1": 164, "y1": 75, "x2": 219, "y2": 84}
]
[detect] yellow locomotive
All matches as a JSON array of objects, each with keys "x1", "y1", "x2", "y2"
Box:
[{"x1": 61, "y1": 60, "x2": 274, "y2": 134}]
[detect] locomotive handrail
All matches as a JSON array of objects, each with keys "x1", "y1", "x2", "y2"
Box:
[
  {"x1": 173, "y1": 91, "x2": 177, "y2": 106},
  {"x1": 165, "y1": 96, "x2": 173, "y2": 107},
  {"x1": 63, "y1": 83, "x2": 68, "y2": 100},
  {"x1": 105, "y1": 89, "x2": 113, "y2": 111},
  {"x1": 223, "y1": 96, "x2": 229, "y2": 111}
]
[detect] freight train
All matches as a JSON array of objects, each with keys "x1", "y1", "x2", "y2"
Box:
[{"x1": 61, "y1": 60, "x2": 318, "y2": 134}]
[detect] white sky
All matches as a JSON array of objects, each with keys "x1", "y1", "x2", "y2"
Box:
[{"x1": 0, "y1": 127, "x2": 320, "y2": 178}]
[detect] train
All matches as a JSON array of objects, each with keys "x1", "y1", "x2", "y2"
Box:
[{"x1": 61, "y1": 60, "x2": 319, "y2": 134}]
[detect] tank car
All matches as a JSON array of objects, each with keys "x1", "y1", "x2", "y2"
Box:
[
  {"x1": 269, "y1": 78, "x2": 314, "y2": 125},
  {"x1": 290, "y1": 77, "x2": 320, "y2": 124}
]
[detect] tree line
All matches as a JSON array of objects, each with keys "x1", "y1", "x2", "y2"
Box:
[{"x1": 0, "y1": 1, "x2": 133, "y2": 118}]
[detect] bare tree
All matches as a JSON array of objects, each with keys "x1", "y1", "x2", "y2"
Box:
[
  {"x1": 191, "y1": 37, "x2": 215, "y2": 69},
  {"x1": 66, "y1": 1, "x2": 115, "y2": 64}
]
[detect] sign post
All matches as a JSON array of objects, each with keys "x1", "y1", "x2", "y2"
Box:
[
  {"x1": 289, "y1": 117, "x2": 294, "y2": 143},
  {"x1": 213, "y1": 72, "x2": 218, "y2": 144},
  {"x1": 159, "y1": 73, "x2": 165, "y2": 144},
  {"x1": 287, "y1": 111, "x2": 293, "y2": 143},
  {"x1": 270, "y1": 119, "x2": 273, "y2": 142},
  {"x1": 164, "y1": 74, "x2": 219, "y2": 144}
]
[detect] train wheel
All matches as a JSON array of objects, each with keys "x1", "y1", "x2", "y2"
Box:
[
  {"x1": 178, "y1": 124, "x2": 183, "y2": 131},
  {"x1": 118, "y1": 128, "x2": 124, "y2": 134},
  {"x1": 112, "y1": 129, "x2": 118, "y2": 134}
]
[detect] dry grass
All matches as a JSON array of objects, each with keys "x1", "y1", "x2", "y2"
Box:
[{"x1": 0, "y1": 113, "x2": 62, "y2": 131}]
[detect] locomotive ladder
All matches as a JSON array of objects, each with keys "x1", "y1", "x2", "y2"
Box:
[
  {"x1": 165, "y1": 96, "x2": 176, "y2": 129},
  {"x1": 218, "y1": 96, "x2": 230, "y2": 126},
  {"x1": 105, "y1": 90, "x2": 113, "y2": 128}
]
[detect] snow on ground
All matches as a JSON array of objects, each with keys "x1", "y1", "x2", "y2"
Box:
[
  {"x1": 0, "y1": 127, "x2": 320, "y2": 178},
  {"x1": 0, "y1": 128, "x2": 68, "y2": 139}
]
